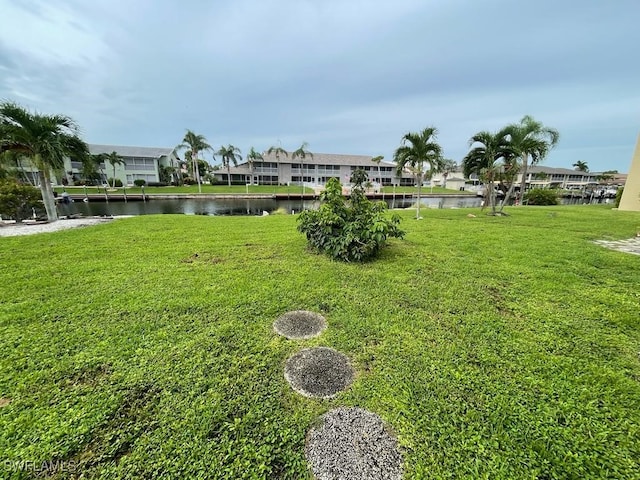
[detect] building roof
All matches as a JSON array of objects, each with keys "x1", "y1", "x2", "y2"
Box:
[
  {"x1": 259, "y1": 151, "x2": 396, "y2": 168},
  {"x1": 89, "y1": 144, "x2": 174, "y2": 158},
  {"x1": 528, "y1": 165, "x2": 599, "y2": 176}
]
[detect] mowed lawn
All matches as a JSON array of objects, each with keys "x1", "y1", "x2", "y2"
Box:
[{"x1": 0, "y1": 206, "x2": 639, "y2": 479}]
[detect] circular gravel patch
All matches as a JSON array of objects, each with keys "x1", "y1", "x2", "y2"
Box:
[
  {"x1": 274, "y1": 310, "x2": 327, "y2": 339},
  {"x1": 306, "y1": 407, "x2": 403, "y2": 480},
  {"x1": 284, "y1": 347, "x2": 354, "y2": 398}
]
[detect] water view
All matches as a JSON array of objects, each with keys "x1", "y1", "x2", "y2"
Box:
[{"x1": 58, "y1": 195, "x2": 485, "y2": 217}]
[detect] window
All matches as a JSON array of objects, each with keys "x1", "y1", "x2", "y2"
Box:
[
  {"x1": 126, "y1": 173, "x2": 156, "y2": 184},
  {"x1": 125, "y1": 157, "x2": 156, "y2": 171}
]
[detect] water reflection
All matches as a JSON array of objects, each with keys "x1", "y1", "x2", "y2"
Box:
[{"x1": 59, "y1": 195, "x2": 484, "y2": 217}]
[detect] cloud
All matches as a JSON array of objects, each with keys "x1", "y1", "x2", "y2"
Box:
[{"x1": 1, "y1": 0, "x2": 638, "y2": 172}]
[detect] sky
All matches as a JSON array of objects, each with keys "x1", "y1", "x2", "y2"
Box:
[{"x1": 1, "y1": 0, "x2": 638, "y2": 173}]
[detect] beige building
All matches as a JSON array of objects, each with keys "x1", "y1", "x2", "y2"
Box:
[{"x1": 618, "y1": 134, "x2": 640, "y2": 211}]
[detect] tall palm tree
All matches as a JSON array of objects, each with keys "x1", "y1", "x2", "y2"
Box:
[
  {"x1": 291, "y1": 142, "x2": 313, "y2": 187},
  {"x1": 104, "y1": 151, "x2": 125, "y2": 188},
  {"x1": 177, "y1": 130, "x2": 212, "y2": 193},
  {"x1": 216, "y1": 144, "x2": 242, "y2": 187},
  {"x1": 440, "y1": 158, "x2": 458, "y2": 189},
  {"x1": 394, "y1": 127, "x2": 444, "y2": 219},
  {"x1": 462, "y1": 128, "x2": 514, "y2": 215},
  {"x1": 573, "y1": 160, "x2": 589, "y2": 172},
  {"x1": 515, "y1": 115, "x2": 559, "y2": 196},
  {"x1": 0, "y1": 101, "x2": 89, "y2": 221},
  {"x1": 371, "y1": 155, "x2": 384, "y2": 185},
  {"x1": 246, "y1": 147, "x2": 264, "y2": 184}
]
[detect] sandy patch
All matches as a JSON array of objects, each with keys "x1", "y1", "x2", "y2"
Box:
[{"x1": 0, "y1": 217, "x2": 121, "y2": 237}]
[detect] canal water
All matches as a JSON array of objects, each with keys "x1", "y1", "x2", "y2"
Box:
[{"x1": 57, "y1": 195, "x2": 484, "y2": 217}]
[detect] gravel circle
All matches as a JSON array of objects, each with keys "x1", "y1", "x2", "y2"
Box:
[
  {"x1": 306, "y1": 407, "x2": 403, "y2": 480},
  {"x1": 274, "y1": 310, "x2": 327, "y2": 339},
  {"x1": 284, "y1": 347, "x2": 355, "y2": 398}
]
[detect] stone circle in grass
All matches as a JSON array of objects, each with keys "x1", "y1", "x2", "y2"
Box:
[
  {"x1": 306, "y1": 407, "x2": 403, "y2": 480},
  {"x1": 274, "y1": 310, "x2": 327, "y2": 340},
  {"x1": 284, "y1": 347, "x2": 354, "y2": 398}
]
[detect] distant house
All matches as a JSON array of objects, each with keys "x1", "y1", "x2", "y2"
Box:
[{"x1": 211, "y1": 152, "x2": 415, "y2": 187}]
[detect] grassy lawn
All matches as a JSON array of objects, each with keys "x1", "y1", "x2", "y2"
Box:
[
  {"x1": 54, "y1": 185, "x2": 312, "y2": 195},
  {"x1": 1, "y1": 206, "x2": 639, "y2": 479}
]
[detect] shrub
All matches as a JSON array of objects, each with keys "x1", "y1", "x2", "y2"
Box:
[
  {"x1": 0, "y1": 180, "x2": 43, "y2": 222},
  {"x1": 107, "y1": 178, "x2": 123, "y2": 188},
  {"x1": 615, "y1": 187, "x2": 624, "y2": 208},
  {"x1": 524, "y1": 188, "x2": 559, "y2": 206},
  {"x1": 183, "y1": 177, "x2": 197, "y2": 185},
  {"x1": 297, "y1": 171, "x2": 404, "y2": 262},
  {"x1": 147, "y1": 182, "x2": 168, "y2": 187},
  {"x1": 133, "y1": 179, "x2": 146, "y2": 187}
]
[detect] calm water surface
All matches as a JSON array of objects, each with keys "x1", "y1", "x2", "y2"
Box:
[{"x1": 59, "y1": 196, "x2": 484, "y2": 217}]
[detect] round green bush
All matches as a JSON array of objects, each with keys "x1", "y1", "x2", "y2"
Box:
[
  {"x1": 524, "y1": 188, "x2": 559, "y2": 206},
  {"x1": 133, "y1": 179, "x2": 146, "y2": 187},
  {"x1": 297, "y1": 172, "x2": 404, "y2": 262}
]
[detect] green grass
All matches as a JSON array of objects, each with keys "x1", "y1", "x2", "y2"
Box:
[
  {"x1": 1, "y1": 205, "x2": 639, "y2": 479},
  {"x1": 55, "y1": 185, "x2": 312, "y2": 195}
]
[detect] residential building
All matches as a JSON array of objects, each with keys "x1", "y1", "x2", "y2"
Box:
[
  {"x1": 72, "y1": 144, "x2": 178, "y2": 186},
  {"x1": 212, "y1": 152, "x2": 415, "y2": 186}
]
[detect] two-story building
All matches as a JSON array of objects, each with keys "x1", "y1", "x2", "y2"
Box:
[{"x1": 212, "y1": 152, "x2": 415, "y2": 186}]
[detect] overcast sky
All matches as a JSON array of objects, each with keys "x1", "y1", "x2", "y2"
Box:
[{"x1": 1, "y1": 0, "x2": 638, "y2": 173}]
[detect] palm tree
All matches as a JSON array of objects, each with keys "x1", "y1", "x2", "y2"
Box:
[
  {"x1": 216, "y1": 144, "x2": 242, "y2": 187},
  {"x1": 104, "y1": 151, "x2": 125, "y2": 188},
  {"x1": 267, "y1": 145, "x2": 288, "y2": 163},
  {"x1": 573, "y1": 160, "x2": 589, "y2": 172},
  {"x1": 246, "y1": 147, "x2": 264, "y2": 184},
  {"x1": 440, "y1": 159, "x2": 458, "y2": 189},
  {"x1": 0, "y1": 150, "x2": 34, "y2": 184},
  {"x1": 291, "y1": 142, "x2": 313, "y2": 187},
  {"x1": 177, "y1": 130, "x2": 212, "y2": 193},
  {"x1": 462, "y1": 128, "x2": 513, "y2": 215},
  {"x1": 371, "y1": 155, "x2": 384, "y2": 186},
  {"x1": 515, "y1": 115, "x2": 559, "y2": 195},
  {"x1": 394, "y1": 127, "x2": 444, "y2": 219},
  {"x1": 0, "y1": 101, "x2": 89, "y2": 221}
]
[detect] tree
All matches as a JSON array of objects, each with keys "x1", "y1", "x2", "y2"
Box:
[
  {"x1": 297, "y1": 173, "x2": 404, "y2": 262},
  {"x1": 0, "y1": 150, "x2": 29, "y2": 182},
  {"x1": 0, "y1": 180, "x2": 43, "y2": 222},
  {"x1": 291, "y1": 142, "x2": 313, "y2": 187},
  {"x1": 462, "y1": 128, "x2": 514, "y2": 215},
  {"x1": 246, "y1": 147, "x2": 264, "y2": 183},
  {"x1": 393, "y1": 127, "x2": 444, "y2": 219},
  {"x1": 267, "y1": 145, "x2": 288, "y2": 163},
  {"x1": 177, "y1": 130, "x2": 212, "y2": 193},
  {"x1": 0, "y1": 101, "x2": 89, "y2": 222},
  {"x1": 440, "y1": 159, "x2": 458, "y2": 189},
  {"x1": 573, "y1": 160, "x2": 589, "y2": 172},
  {"x1": 514, "y1": 115, "x2": 559, "y2": 196},
  {"x1": 104, "y1": 151, "x2": 125, "y2": 188},
  {"x1": 77, "y1": 153, "x2": 102, "y2": 185},
  {"x1": 371, "y1": 155, "x2": 384, "y2": 185},
  {"x1": 216, "y1": 144, "x2": 242, "y2": 187}
]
